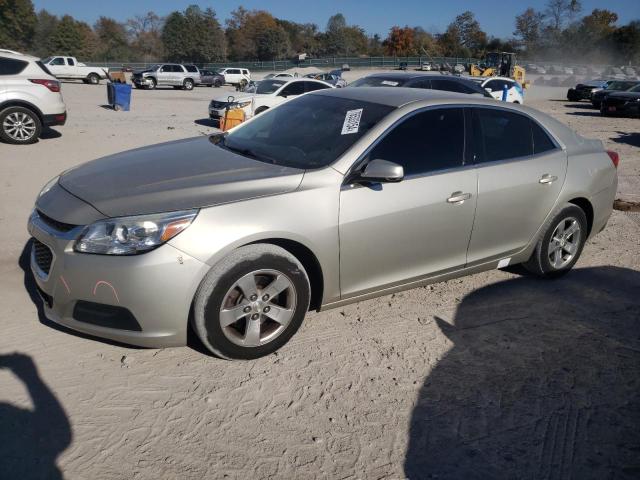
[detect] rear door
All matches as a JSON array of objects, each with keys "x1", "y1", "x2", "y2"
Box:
[
  {"x1": 65, "y1": 57, "x2": 76, "y2": 77},
  {"x1": 466, "y1": 107, "x2": 567, "y2": 264},
  {"x1": 339, "y1": 107, "x2": 477, "y2": 297}
]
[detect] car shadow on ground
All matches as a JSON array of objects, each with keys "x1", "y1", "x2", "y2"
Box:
[
  {"x1": 404, "y1": 266, "x2": 640, "y2": 480},
  {"x1": 0, "y1": 352, "x2": 71, "y2": 479},
  {"x1": 563, "y1": 102, "x2": 598, "y2": 110},
  {"x1": 40, "y1": 127, "x2": 62, "y2": 140},
  {"x1": 612, "y1": 131, "x2": 640, "y2": 148},
  {"x1": 194, "y1": 118, "x2": 219, "y2": 128},
  {"x1": 565, "y1": 111, "x2": 601, "y2": 117},
  {"x1": 18, "y1": 240, "x2": 143, "y2": 350}
]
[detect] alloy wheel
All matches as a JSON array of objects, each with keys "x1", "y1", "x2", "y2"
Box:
[
  {"x1": 548, "y1": 217, "x2": 581, "y2": 269},
  {"x1": 219, "y1": 269, "x2": 296, "y2": 347},
  {"x1": 3, "y1": 112, "x2": 37, "y2": 142}
]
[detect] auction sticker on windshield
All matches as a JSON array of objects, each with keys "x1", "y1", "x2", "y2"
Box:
[
  {"x1": 381, "y1": 80, "x2": 399, "y2": 86},
  {"x1": 341, "y1": 108, "x2": 363, "y2": 135}
]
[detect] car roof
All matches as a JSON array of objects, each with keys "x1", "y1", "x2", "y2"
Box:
[
  {"x1": 312, "y1": 86, "x2": 473, "y2": 107},
  {"x1": 0, "y1": 50, "x2": 39, "y2": 62},
  {"x1": 362, "y1": 72, "x2": 472, "y2": 81}
]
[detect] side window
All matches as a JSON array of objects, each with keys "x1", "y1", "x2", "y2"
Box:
[
  {"x1": 160, "y1": 65, "x2": 169, "y2": 72},
  {"x1": 368, "y1": 108, "x2": 465, "y2": 176},
  {"x1": 50, "y1": 57, "x2": 65, "y2": 66},
  {"x1": 483, "y1": 80, "x2": 498, "y2": 92},
  {"x1": 242, "y1": 70, "x2": 249, "y2": 75},
  {"x1": 472, "y1": 108, "x2": 533, "y2": 162},
  {"x1": 229, "y1": 69, "x2": 240, "y2": 75},
  {"x1": 67, "y1": 58, "x2": 75, "y2": 66},
  {"x1": 173, "y1": 65, "x2": 184, "y2": 72},
  {"x1": 531, "y1": 120, "x2": 557, "y2": 154},
  {"x1": 0, "y1": 57, "x2": 28, "y2": 75},
  {"x1": 280, "y1": 82, "x2": 305, "y2": 96},
  {"x1": 304, "y1": 81, "x2": 330, "y2": 92},
  {"x1": 185, "y1": 65, "x2": 198, "y2": 72}
]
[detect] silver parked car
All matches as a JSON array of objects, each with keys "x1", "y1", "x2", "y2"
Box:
[
  {"x1": 132, "y1": 63, "x2": 200, "y2": 90},
  {"x1": 28, "y1": 88, "x2": 618, "y2": 360}
]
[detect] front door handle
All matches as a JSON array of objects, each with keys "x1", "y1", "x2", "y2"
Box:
[
  {"x1": 447, "y1": 191, "x2": 472, "y2": 204},
  {"x1": 539, "y1": 174, "x2": 558, "y2": 184}
]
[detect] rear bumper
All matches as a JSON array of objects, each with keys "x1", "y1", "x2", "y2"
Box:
[{"x1": 42, "y1": 112, "x2": 67, "y2": 126}]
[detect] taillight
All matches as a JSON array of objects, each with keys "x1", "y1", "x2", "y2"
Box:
[
  {"x1": 606, "y1": 150, "x2": 619, "y2": 168},
  {"x1": 29, "y1": 79, "x2": 61, "y2": 92}
]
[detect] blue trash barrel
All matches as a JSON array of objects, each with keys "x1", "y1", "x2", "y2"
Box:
[{"x1": 107, "y1": 82, "x2": 132, "y2": 111}]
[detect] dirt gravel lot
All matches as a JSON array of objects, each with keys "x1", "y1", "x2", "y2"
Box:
[{"x1": 1, "y1": 78, "x2": 639, "y2": 480}]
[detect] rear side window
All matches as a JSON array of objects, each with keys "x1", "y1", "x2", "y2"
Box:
[
  {"x1": 67, "y1": 58, "x2": 75, "y2": 66},
  {"x1": 184, "y1": 65, "x2": 198, "y2": 72},
  {"x1": 280, "y1": 81, "x2": 305, "y2": 96},
  {"x1": 0, "y1": 57, "x2": 28, "y2": 75},
  {"x1": 304, "y1": 81, "x2": 330, "y2": 92},
  {"x1": 368, "y1": 108, "x2": 465, "y2": 176},
  {"x1": 408, "y1": 79, "x2": 431, "y2": 89},
  {"x1": 472, "y1": 108, "x2": 533, "y2": 162},
  {"x1": 531, "y1": 121, "x2": 556, "y2": 154},
  {"x1": 431, "y1": 79, "x2": 471, "y2": 94}
]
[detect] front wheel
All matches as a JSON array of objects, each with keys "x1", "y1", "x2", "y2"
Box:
[
  {"x1": 0, "y1": 106, "x2": 42, "y2": 144},
  {"x1": 183, "y1": 79, "x2": 194, "y2": 90},
  {"x1": 192, "y1": 244, "x2": 310, "y2": 360},
  {"x1": 87, "y1": 73, "x2": 100, "y2": 85},
  {"x1": 146, "y1": 78, "x2": 157, "y2": 90},
  {"x1": 523, "y1": 204, "x2": 588, "y2": 278}
]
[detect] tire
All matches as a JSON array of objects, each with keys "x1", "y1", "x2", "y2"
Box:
[
  {"x1": 0, "y1": 106, "x2": 42, "y2": 145},
  {"x1": 567, "y1": 90, "x2": 578, "y2": 102},
  {"x1": 183, "y1": 78, "x2": 194, "y2": 90},
  {"x1": 147, "y1": 77, "x2": 157, "y2": 90},
  {"x1": 192, "y1": 244, "x2": 311, "y2": 360},
  {"x1": 214, "y1": 79, "x2": 223, "y2": 88},
  {"x1": 254, "y1": 106, "x2": 269, "y2": 115},
  {"x1": 87, "y1": 73, "x2": 100, "y2": 85},
  {"x1": 523, "y1": 204, "x2": 588, "y2": 278}
]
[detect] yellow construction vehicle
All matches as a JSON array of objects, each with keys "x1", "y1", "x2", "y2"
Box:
[{"x1": 470, "y1": 52, "x2": 528, "y2": 87}]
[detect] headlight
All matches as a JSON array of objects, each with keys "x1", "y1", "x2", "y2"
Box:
[{"x1": 74, "y1": 210, "x2": 198, "y2": 255}]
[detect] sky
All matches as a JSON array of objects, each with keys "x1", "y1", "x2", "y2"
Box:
[{"x1": 31, "y1": 0, "x2": 640, "y2": 38}]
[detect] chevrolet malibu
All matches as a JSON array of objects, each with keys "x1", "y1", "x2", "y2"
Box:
[{"x1": 29, "y1": 88, "x2": 618, "y2": 360}]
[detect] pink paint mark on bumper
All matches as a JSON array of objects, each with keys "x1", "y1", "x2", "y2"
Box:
[
  {"x1": 59, "y1": 275, "x2": 71, "y2": 295},
  {"x1": 93, "y1": 280, "x2": 120, "y2": 304}
]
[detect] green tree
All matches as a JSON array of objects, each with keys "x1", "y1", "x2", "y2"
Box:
[
  {"x1": 255, "y1": 26, "x2": 290, "y2": 60},
  {"x1": 0, "y1": 0, "x2": 37, "y2": 51},
  {"x1": 51, "y1": 15, "x2": 97, "y2": 59},
  {"x1": 94, "y1": 16, "x2": 131, "y2": 61},
  {"x1": 162, "y1": 5, "x2": 225, "y2": 62},
  {"x1": 514, "y1": 8, "x2": 544, "y2": 52},
  {"x1": 32, "y1": 9, "x2": 59, "y2": 58},
  {"x1": 442, "y1": 11, "x2": 487, "y2": 56}
]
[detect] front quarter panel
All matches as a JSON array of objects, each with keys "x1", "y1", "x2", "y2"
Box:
[{"x1": 168, "y1": 168, "x2": 343, "y2": 305}]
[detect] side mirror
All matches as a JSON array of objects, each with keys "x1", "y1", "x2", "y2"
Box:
[{"x1": 357, "y1": 159, "x2": 404, "y2": 183}]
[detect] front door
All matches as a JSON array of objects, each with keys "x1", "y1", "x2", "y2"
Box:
[
  {"x1": 466, "y1": 107, "x2": 567, "y2": 264},
  {"x1": 339, "y1": 107, "x2": 477, "y2": 298}
]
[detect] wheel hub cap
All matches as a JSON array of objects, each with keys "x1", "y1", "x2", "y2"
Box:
[{"x1": 548, "y1": 217, "x2": 581, "y2": 270}]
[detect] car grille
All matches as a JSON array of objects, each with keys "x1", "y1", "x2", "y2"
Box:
[
  {"x1": 37, "y1": 210, "x2": 77, "y2": 232},
  {"x1": 210, "y1": 101, "x2": 229, "y2": 110},
  {"x1": 32, "y1": 239, "x2": 53, "y2": 275}
]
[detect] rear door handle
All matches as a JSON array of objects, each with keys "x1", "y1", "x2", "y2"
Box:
[
  {"x1": 447, "y1": 191, "x2": 472, "y2": 204},
  {"x1": 539, "y1": 174, "x2": 558, "y2": 184}
]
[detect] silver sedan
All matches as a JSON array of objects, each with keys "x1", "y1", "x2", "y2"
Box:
[{"x1": 29, "y1": 88, "x2": 618, "y2": 359}]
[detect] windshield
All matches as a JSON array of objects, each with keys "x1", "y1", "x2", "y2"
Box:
[
  {"x1": 256, "y1": 79, "x2": 287, "y2": 94},
  {"x1": 220, "y1": 94, "x2": 394, "y2": 169},
  {"x1": 608, "y1": 81, "x2": 635, "y2": 90},
  {"x1": 41, "y1": 56, "x2": 52, "y2": 63},
  {"x1": 349, "y1": 76, "x2": 408, "y2": 88},
  {"x1": 629, "y1": 85, "x2": 640, "y2": 93}
]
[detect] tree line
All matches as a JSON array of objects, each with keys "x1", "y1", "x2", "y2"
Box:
[{"x1": 0, "y1": 0, "x2": 638, "y2": 64}]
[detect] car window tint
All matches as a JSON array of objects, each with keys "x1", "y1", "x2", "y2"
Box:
[
  {"x1": 304, "y1": 81, "x2": 330, "y2": 92},
  {"x1": 173, "y1": 65, "x2": 184, "y2": 72},
  {"x1": 185, "y1": 65, "x2": 197, "y2": 72},
  {"x1": 50, "y1": 57, "x2": 65, "y2": 66},
  {"x1": 67, "y1": 57, "x2": 75, "y2": 66},
  {"x1": 281, "y1": 82, "x2": 305, "y2": 96},
  {"x1": 431, "y1": 79, "x2": 469, "y2": 94},
  {"x1": 473, "y1": 108, "x2": 533, "y2": 162},
  {"x1": 531, "y1": 120, "x2": 556, "y2": 154},
  {"x1": 0, "y1": 57, "x2": 28, "y2": 75},
  {"x1": 409, "y1": 79, "x2": 431, "y2": 89},
  {"x1": 368, "y1": 108, "x2": 465, "y2": 176},
  {"x1": 229, "y1": 69, "x2": 240, "y2": 74}
]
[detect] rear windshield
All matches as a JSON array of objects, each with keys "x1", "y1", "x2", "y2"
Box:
[
  {"x1": 350, "y1": 76, "x2": 408, "y2": 88},
  {"x1": 218, "y1": 94, "x2": 394, "y2": 169},
  {"x1": 0, "y1": 57, "x2": 28, "y2": 75}
]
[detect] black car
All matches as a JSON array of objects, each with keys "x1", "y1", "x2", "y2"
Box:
[
  {"x1": 600, "y1": 84, "x2": 640, "y2": 117},
  {"x1": 567, "y1": 79, "x2": 612, "y2": 102},
  {"x1": 199, "y1": 70, "x2": 225, "y2": 87},
  {"x1": 349, "y1": 73, "x2": 493, "y2": 98},
  {"x1": 591, "y1": 80, "x2": 639, "y2": 108}
]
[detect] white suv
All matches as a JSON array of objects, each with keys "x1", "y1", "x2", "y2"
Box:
[
  {"x1": 0, "y1": 50, "x2": 67, "y2": 144},
  {"x1": 217, "y1": 68, "x2": 251, "y2": 87}
]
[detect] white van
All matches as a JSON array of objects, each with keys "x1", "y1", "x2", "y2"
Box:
[{"x1": 217, "y1": 68, "x2": 251, "y2": 86}]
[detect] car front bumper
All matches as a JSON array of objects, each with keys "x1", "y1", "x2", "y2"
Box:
[{"x1": 27, "y1": 210, "x2": 210, "y2": 348}]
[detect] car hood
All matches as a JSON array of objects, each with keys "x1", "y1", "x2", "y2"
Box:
[{"x1": 57, "y1": 136, "x2": 305, "y2": 218}]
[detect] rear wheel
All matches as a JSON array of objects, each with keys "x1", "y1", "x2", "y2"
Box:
[
  {"x1": 87, "y1": 73, "x2": 100, "y2": 85},
  {"x1": 0, "y1": 106, "x2": 42, "y2": 145},
  {"x1": 524, "y1": 204, "x2": 587, "y2": 278},
  {"x1": 214, "y1": 79, "x2": 223, "y2": 88},
  {"x1": 192, "y1": 244, "x2": 310, "y2": 360},
  {"x1": 183, "y1": 78, "x2": 194, "y2": 90}
]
